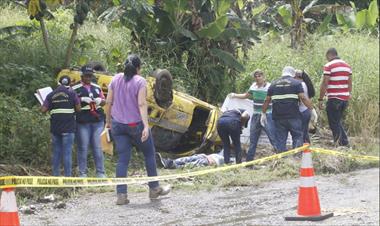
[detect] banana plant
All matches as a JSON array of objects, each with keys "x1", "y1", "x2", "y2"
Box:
[
  {"x1": 25, "y1": 0, "x2": 62, "y2": 56},
  {"x1": 277, "y1": 0, "x2": 355, "y2": 49},
  {"x1": 335, "y1": 0, "x2": 378, "y2": 33},
  {"x1": 0, "y1": 26, "x2": 37, "y2": 44},
  {"x1": 63, "y1": 0, "x2": 91, "y2": 68},
  {"x1": 276, "y1": 0, "x2": 322, "y2": 49},
  {"x1": 21, "y1": 0, "x2": 92, "y2": 67},
  {"x1": 97, "y1": 0, "x2": 260, "y2": 102}
]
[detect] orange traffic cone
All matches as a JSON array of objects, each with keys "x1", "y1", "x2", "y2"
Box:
[
  {"x1": 285, "y1": 148, "x2": 333, "y2": 221},
  {"x1": 0, "y1": 188, "x2": 20, "y2": 226}
]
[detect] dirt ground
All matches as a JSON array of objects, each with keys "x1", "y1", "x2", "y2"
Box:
[{"x1": 20, "y1": 167, "x2": 379, "y2": 226}]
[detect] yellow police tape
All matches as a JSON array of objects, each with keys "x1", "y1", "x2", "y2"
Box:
[
  {"x1": 0, "y1": 145, "x2": 309, "y2": 189},
  {"x1": 311, "y1": 148, "x2": 380, "y2": 162},
  {"x1": 1, "y1": 145, "x2": 378, "y2": 189}
]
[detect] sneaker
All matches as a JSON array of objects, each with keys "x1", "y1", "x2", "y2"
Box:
[
  {"x1": 165, "y1": 159, "x2": 176, "y2": 169},
  {"x1": 116, "y1": 193, "x2": 130, "y2": 205},
  {"x1": 155, "y1": 152, "x2": 167, "y2": 168},
  {"x1": 149, "y1": 185, "x2": 171, "y2": 199},
  {"x1": 79, "y1": 173, "x2": 87, "y2": 178},
  {"x1": 96, "y1": 173, "x2": 107, "y2": 178}
]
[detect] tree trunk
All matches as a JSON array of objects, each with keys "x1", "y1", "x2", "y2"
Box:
[
  {"x1": 63, "y1": 23, "x2": 79, "y2": 68},
  {"x1": 39, "y1": 18, "x2": 52, "y2": 57},
  {"x1": 290, "y1": 0, "x2": 303, "y2": 49}
]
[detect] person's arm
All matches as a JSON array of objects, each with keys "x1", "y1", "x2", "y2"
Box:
[
  {"x1": 262, "y1": 96, "x2": 271, "y2": 114},
  {"x1": 319, "y1": 75, "x2": 329, "y2": 99},
  {"x1": 319, "y1": 60, "x2": 331, "y2": 110},
  {"x1": 240, "y1": 111, "x2": 250, "y2": 128},
  {"x1": 299, "y1": 93, "x2": 313, "y2": 110},
  {"x1": 260, "y1": 96, "x2": 271, "y2": 127},
  {"x1": 41, "y1": 94, "x2": 51, "y2": 113},
  {"x1": 230, "y1": 92, "x2": 250, "y2": 99},
  {"x1": 75, "y1": 104, "x2": 81, "y2": 112},
  {"x1": 105, "y1": 89, "x2": 113, "y2": 129},
  {"x1": 138, "y1": 85, "x2": 149, "y2": 142},
  {"x1": 73, "y1": 92, "x2": 81, "y2": 112},
  {"x1": 97, "y1": 89, "x2": 106, "y2": 106}
]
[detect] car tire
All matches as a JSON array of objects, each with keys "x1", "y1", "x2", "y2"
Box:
[
  {"x1": 153, "y1": 69, "x2": 173, "y2": 109},
  {"x1": 85, "y1": 61, "x2": 106, "y2": 72}
]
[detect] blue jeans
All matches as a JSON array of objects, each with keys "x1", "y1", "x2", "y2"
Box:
[
  {"x1": 300, "y1": 109, "x2": 311, "y2": 143},
  {"x1": 217, "y1": 118, "x2": 242, "y2": 164},
  {"x1": 246, "y1": 113, "x2": 278, "y2": 161},
  {"x1": 112, "y1": 120, "x2": 159, "y2": 194},
  {"x1": 76, "y1": 121, "x2": 105, "y2": 177},
  {"x1": 173, "y1": 154, "x2": 209, "y2": 168},
  {"x1": 326, "y1": 99, "x2": 349, "y2": 146},
  {"x1": 274, "y1": 118, "x2": 303, "y2": 152},
  {"x1": 51, "y1": 133, "x2": 75, "y2": 176}
]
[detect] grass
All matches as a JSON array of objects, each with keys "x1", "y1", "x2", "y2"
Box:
[
  {"x1": 238, "y1": 33, "x2": 379, "y2": 142},
  {"x1": 0, "y1": 3, "x2": 131, "y2": 71}
]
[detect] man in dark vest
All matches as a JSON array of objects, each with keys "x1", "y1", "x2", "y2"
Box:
[
  {"x1": 41, "y1": 76, "x2": 81, "y2": 176},
  {"x1": 73, "y1": 65, "x2": 106, "y2": 178},
  {"x1": 262, "y1": 66, "x2": 313, "y2": 152},
  {"x1": 217, "y1": 108, "x2": 250, "y2": 164}
]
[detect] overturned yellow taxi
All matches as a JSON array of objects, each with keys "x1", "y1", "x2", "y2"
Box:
[{"x1": 57, "y1": 67, "x2": 221, "y2": 156}]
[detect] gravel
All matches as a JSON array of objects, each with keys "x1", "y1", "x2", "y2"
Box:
[{"x1": 20, "y1": 168, "x2": 379, "y2": 226}]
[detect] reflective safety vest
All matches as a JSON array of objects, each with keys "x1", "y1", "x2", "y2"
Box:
[
  {"x1": 72, "y1": 82, "x2": 105, "y2": 123},
  {"x1": 47, "y1": 86, "x2": 77, "y2": 134},
  {"x1": 268, "y1": 76, "x2": 303, "y2": 120}
]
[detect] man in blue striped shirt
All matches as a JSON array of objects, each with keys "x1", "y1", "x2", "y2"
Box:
[{"x1": 230, "y1": 69, "x2": 278, "y2": 161}]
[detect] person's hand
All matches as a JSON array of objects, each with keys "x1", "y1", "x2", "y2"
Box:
[
  {"x1": 105, "y1": 120, "x2": 111, "y2": 129},
  {"x1": 260, "y1": 113, "x2": 267, "y2": 127},
  {"x1": 81, "y1": 97, "x2": 92, "y2": 104},
  {"x1": 228, "y1": 93, "x2": 236, "y2": 98},
  {"x1": 141, "y1": 126, "x2": 149, "y2": 142},
  {"x1": 318, "y1": 100, "x2": 324, "y2": 110},
  {"x1": 94, "y1": 97, "x2": 102, "y2": 106},
  {"x1": 311, "y1": 108, "x2": 318, "y2": 124}
]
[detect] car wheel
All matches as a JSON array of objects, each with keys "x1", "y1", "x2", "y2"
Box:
[
  {"x1": 85, "y1": 61, "x2": 106, "y2": 72},
  {"x1": 153, "y1": 69, "x2": 173, "y2": 109}
]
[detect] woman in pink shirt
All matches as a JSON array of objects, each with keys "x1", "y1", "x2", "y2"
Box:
[{"x1": 105, "y1": 54, "x2": 170, "y2": 205}]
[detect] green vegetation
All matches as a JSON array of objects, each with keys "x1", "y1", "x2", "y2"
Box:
[
  {"x1": 0, "y1": 94, "x2": 51, "y2": 167},
  {"x1": 236, "y1": 33, "x2": 379, "y2": 141},
  {"x1": 0, "y1": 1, "x2": 378, "y2": 195}
]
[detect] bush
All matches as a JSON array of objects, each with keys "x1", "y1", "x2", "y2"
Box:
[
  {"x1": 0, "y1": 94, "x2": 51, "y2": 167},
  {"x1": 0, "y1": 63, "x2": 55, "y2": 107}
]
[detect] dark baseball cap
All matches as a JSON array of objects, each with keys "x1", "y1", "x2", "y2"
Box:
[{"x1": 81, "y1": 65, "x2": 95, "y2": 76}]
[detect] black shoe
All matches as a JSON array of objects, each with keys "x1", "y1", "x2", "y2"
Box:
[
  {"x1": 165, "y1": 159, "x2": 175, "y2": 169},
  {"x1": 155, "y1": 152, "x2": 167, "y2": 168}
]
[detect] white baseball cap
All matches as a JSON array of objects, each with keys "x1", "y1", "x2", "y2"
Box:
[{"x1": 282, "y1": 66, "x2": 296, "y2": 77}]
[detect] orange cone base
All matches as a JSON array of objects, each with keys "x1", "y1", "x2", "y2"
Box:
[
  {"x1": 0, "y1": 212, "x2": 20, "y2": 226},
  {"x1": 285, "y1": 212, "x2": 334, "y2": 221}
]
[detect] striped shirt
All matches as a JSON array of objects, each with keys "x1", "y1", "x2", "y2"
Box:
[
  {"x1": 323, "y1": 58, "x2": 352, "y2": 101},
  {"x1": 248, "y1": 82, "x2": 272, "y2": 114}
]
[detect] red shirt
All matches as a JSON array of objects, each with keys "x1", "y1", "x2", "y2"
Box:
[{"x1": 323, "y1": 58, "x2": 351, "y2": 101}]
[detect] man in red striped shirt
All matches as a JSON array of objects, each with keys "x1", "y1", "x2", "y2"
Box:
[{"x1": 318, "y1": 48, "x2": 351, "y2": 146}]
